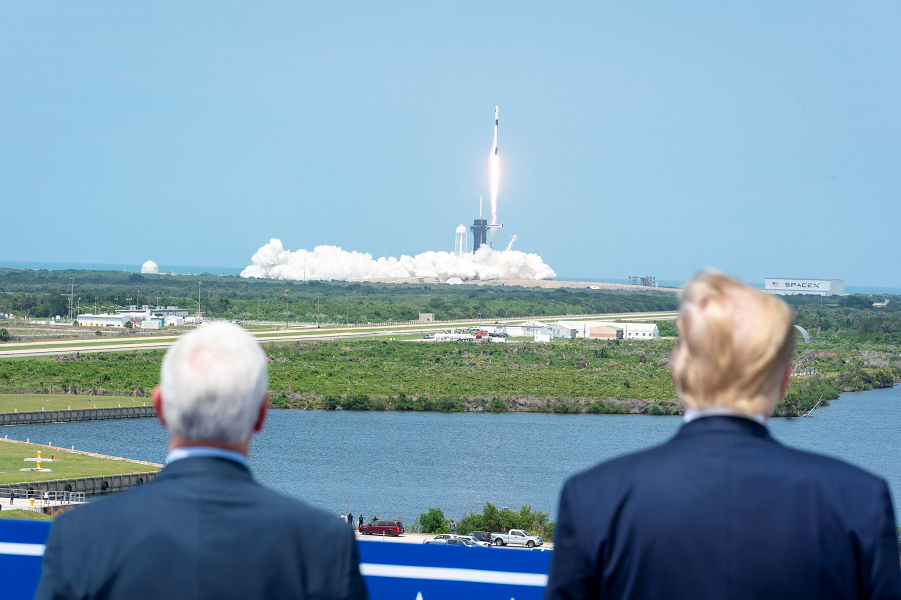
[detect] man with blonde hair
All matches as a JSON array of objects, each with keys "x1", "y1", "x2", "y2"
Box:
[
  {"x1": 36, "y1": 323, "x2": 368, "y2": 599},
  {"x1": 546, "y1": 271, "x2": 900, "y2": 599}
]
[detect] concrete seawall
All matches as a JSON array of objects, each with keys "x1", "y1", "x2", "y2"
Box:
[
  {"x1": 0, "y1": 471, "x2": 158, "y2": 498},
  {"x1": 0, "y1": 405, "x2": 155, "y2": 426}
]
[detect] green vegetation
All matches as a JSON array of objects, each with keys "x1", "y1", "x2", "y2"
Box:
[
  {"x1": 0, "y1": 394, "x2": 148, "y2": 413},
  {"x1": 0, "y1": 509, "x2": 53, "y2": 521},
  {"x1": 418, "y1": 507, "x2": 451, "y2": 534},
  {"x1": 0, "y1": 267, "x2": 677, "y2": 325},
  {"x1": 456, "y1": 502, "x2": 555, "y2": 541},
  {"x1": 0, "y1": 328, "x2": 897, "y2": 416},
  {"x1": 0, "y1": 441, "x2": 159, "y2": 485},
  {"x1": 0, "y1": 329, "x2": 10, "y2": 342}
]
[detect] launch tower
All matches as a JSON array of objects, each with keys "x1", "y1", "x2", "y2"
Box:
[{"x1": 471, "y1": 197, "x2": 502, "y2": 252}]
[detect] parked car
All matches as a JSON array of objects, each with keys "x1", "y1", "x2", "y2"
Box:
[
  {"x1": 490, "y1": 529, "x2": 543, "y2": 548},
  {"x1": 455, "y1": 535, "x2": 488, "y2": 547},
  {"x1": 423, "y1": 534, "x2": 457, "y2": 545},
  {"x1": 468, "y1": 531, "x2": 493, "y2": 544},
  {"x1": 360, "y1": 520, "x2": 404, "y2": 536},
  {"x1": 446, "y1": 538, "x2": 474, "y2": 547}
]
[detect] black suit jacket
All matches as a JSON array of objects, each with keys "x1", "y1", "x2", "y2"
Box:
[
  {"x1": 36, "y1": 456, "x2": 368, "y2": 599},
  {"x1": 545, "y1": 416, "x2": 901, "y2": 599}
]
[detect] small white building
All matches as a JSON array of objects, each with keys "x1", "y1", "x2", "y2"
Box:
[
  {"x1": 165, "y1": 315, "x2": 185, "y2": 326},
  {"x1": 555, "y1": 321, "x2": 660, "y2": 340},
  {"x1": 765, "y1": 278, "x2": 844, "y2": 296},
  {"x1": 139, "y1": 318, "x2": 164, "y2": 330},
  {"x1": 77, "y1": 314, "x2": 130, "y2": 328},
  {"x1": 549, "y1": 324, "x2": 578, "y2": 339}
]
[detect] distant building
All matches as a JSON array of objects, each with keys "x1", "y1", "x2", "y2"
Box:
[
  {"x1": 117, "y1": 306, "x2": 191, "y2": 322},
  {"x1": 555, "y1": 321, "x2": 660, "y2": 340},
  {"x1": 765, "y1": 278, "x2": 844, "y2": 296},
  {"x1": 589, "y1": 326, "x2": 624, "y2": 341},
  {"x1": 139, "y1": 318, "x2": 164, "y2": 330},
  {"x1": 77, "y1": 314, "x2": 130, "y2": 328},
  {"x1": 504, "y1": 321, "x2": 550, "y2": 337},
  {"x1": 873, "y1": 299, "x2": 889, "y2": 308},
  {"x1": 418, "y1": 313, "x2": 435, "y2": 323},
  {"x1": 549, "y1": 324, "x2": 578, "y2": 340},
  {"x1": 165, "y1": 315, "x2": 186, "y2": 326}
]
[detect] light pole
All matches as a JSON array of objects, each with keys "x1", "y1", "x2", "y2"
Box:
[
  {"x1": 198, "y1": 282, "x2": 202, "y2": 317},
  {"x1": 69, "y1": 277, "x2": 74, "y2": 322},
  {"x1": 258, "y1": 292, "x2": 261, "y2": 321},
  {"x1": 284, "y1": 290, "x2": 289, "y2": 329}
]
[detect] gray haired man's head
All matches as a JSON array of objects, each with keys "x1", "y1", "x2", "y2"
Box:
[{"x1": 159, "y1": 323, "x2": 268, "y2": 443}]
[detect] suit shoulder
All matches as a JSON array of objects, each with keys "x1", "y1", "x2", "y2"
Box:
[
  {"x1": 564, "y1": 442, "x2": 669, "y2": 493},
  {"x1": 777, "y1": 443, "x2": 888, "y2": 489},
  {"x1": 246, "y1": 486, "x2": 352, "y2": 536}
]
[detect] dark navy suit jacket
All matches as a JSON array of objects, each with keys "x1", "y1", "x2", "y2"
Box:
[
  {"x1": 35, "y1": 456, "x2": 368, "y2": 599},
  {"x1": 545, "y1": 416, "x2": 901, "y2": 599}
]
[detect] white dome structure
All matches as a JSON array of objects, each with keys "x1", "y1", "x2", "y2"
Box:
[{"x1": 141, "y1": 260, "x2": 159, "y2": 274}]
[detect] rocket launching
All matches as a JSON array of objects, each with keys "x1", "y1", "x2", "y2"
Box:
[
  {"x1": 489, "y1": 106, "x2": 499, "y2": 227},
  {"x1": 491, "y1": 106, "x2": 498, "y2": 156}
]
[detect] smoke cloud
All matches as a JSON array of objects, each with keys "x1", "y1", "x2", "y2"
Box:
[{"x1": 241, "y1": 239, "x2": 556, "y2": 282}]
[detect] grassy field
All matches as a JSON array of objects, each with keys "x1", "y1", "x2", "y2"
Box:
[
  {"x1": 0, "y1": 440, "x2": 159, "y2": 485},
  {"x1": 0, "y1": 509, "x2": 53, "y2": 521},
  {"x1": 0, "y1": 394, "x2": 148, "y2": 413},
  {"x1": 0, "y1": 332, "x2": 898, "y2": 417}
]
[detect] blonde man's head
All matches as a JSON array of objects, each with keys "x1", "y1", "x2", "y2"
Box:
[{"x1": 671, "y1": 270, "x2": 795, "y2": 416}]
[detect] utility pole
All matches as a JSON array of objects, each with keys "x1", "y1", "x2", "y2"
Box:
[
  {"x1": 198, "y1": 282, "x2": 202, "y2": 317},
  {"x1": 69, "y1": 277, "x2": 74, "y2": 322},
  {"x1": 284, "y1": 290, "x2": 289, "y2": 329},
  {"x1": 257, "y1": 292, "x2": 261, "y2": 321},
  {"x1": 317, "y1": 295, "x2": 320, "y2": 327}
]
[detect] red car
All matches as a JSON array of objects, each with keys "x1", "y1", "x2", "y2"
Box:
[{"x1": 360, "y1": 520, "x2": 404, "y2": 536}]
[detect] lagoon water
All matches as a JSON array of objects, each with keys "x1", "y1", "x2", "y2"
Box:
[{"x1": 3, "y1": 386, "x2": 900, "y2": 523}]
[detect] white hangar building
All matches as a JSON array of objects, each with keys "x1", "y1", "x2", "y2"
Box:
[{"x1": 765, "y1": 278, "x2": 844, "y2": 296}]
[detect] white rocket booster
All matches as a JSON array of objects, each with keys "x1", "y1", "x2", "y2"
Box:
[{"x1": 490, "y1": 106, "x2": 498, "y2": 156}]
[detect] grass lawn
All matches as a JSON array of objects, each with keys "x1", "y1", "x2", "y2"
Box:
[
  {"x1": 0, "y1": 440, "x2": 159, "y2": 485},
  {"x1": 0, "y1": 509, "x2": 53, "y2": 521},
  {"x1": 0, "y1": 394, "x2": 150, "y2": 414}
]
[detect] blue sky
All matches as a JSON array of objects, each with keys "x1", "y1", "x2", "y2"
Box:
[{"x1": 1, "y1": 2, "x2": 899, "y2": 285}]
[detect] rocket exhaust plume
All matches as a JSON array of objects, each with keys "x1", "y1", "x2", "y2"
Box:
[
  {"x1": 241, "y1": 239, "x2": 556, "y2": 282},
  {"x1": 489, "y1": 106, "x2": 499, "y2": 229}
]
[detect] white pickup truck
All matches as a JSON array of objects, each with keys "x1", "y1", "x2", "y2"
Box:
[{"x1": 489, "y1": 529, "x2": 543, "y2": 548}]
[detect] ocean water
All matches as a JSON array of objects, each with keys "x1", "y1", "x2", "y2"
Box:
[{"x1": 3, "y1": 386, "x2": 900, "y2": 523}]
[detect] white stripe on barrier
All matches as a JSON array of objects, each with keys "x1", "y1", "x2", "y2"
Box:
[
  {"x1": 0, "y1": 542, "x2": 46, "y2": 557},
  {"x1": 359, "y1": 563, "x2": 548, "y2": 587}
]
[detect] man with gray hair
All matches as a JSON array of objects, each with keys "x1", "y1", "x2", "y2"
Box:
[
  {"x1": 36, "y1": 323, "x2": 368, "y2": 599},
  {"x1": 546, "y1": 271, "x2": 900, "y2": 599}
]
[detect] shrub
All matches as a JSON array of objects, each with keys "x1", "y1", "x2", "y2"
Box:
[
  {"x1": 486, "y1": 398, "x2": 508, "y2": 413},
  {"x1": 0, "y1": 328, "x2": 10, "y2": 342},
  {"x1": 419, "y1": 508, "x2": 449, "y2": 534}
]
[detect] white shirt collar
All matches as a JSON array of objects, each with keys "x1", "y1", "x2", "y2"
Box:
[
  {"x1": 683, "y1": 406, "x2": 767, "y2": 426},
  {"x1": 166, "y1": 446, "x2": 250, "y2": 468}
]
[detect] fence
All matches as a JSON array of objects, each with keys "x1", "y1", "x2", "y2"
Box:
[
  {"x1": 0, "y1": 405, "x2": 156, "y2": 426},
  {"x1": 2, "y1": 488, "x2": 85, "y2": 504},
  {"x1": 0, "y1": 520, "x2": 551, "y2": 599}
]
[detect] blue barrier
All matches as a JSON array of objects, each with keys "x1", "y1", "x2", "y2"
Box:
[
  {"x1": 0, "y1": 520, "x2": 551, "y2": 599},
  {"x1": 0, "y1": 519, "x2": 49, "y2": 599}
]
